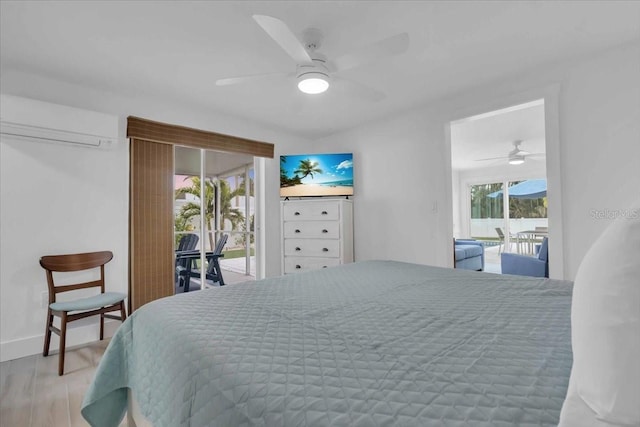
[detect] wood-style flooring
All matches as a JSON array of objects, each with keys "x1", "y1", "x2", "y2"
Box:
[{"x1": 0, "y1": 340, "x2": 126, "y2": 427}]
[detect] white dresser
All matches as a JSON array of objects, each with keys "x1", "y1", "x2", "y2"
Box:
[{"x1": 281, "y1": 199, "x2": 353, "y2": 274}]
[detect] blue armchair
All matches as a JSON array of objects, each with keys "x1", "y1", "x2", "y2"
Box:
[
  {"x1": 454, "y1": 239, "x2": 485, "y2": 271},
  {"x1": 501, "y1": 237, "x2": 549, "y2": 277}
]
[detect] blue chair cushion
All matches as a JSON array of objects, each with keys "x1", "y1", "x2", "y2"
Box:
[
  {"x1": 50, "y1": 291, "x2": 126, "y2": 312},
  {"x1": 538, "y1": 237, "x2": 549, "y2": 261},
  {"x1": 454, "y1": 245, "x2": 483, "y2": 261}
]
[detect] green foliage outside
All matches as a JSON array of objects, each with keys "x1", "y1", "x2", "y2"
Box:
[
  {"x1": 175, "y1": 177, "x2": 246, "y2": 250},
  {"x1": 470, "y1": 181, "x2": 547, "y2": 219}
]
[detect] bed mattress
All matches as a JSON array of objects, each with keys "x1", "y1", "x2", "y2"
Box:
[{"x1": 82, "y1": 260, "x2": 573, "y2": 426}]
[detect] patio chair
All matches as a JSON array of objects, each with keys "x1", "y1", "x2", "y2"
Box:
[
  {"x1": 176, "y1": 233, "x2": 199, "y2": 252},
  {"x1": 40, "y1": 251, "x2": 127, "y2": 375},
  {"x1": 176, "y1": 233, "x2": 228, "y2": 292},
  {"x1": 175, "y1": 234, "x2": 199, "y2": 287},
  {"x1": 495, "y1": 227, "x2": 514, "y2": 254}
]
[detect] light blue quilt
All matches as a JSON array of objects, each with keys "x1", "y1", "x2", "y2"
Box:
[{"x1": 82, "y1": 261, "x2": 573, "y2": 426}]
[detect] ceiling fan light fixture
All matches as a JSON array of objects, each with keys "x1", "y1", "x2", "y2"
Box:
[
  {"x1": 297, "y1": 71, "x2": 329, "y2": 94},
  {"x1": 509, "y1": 155, "x2": 525, "y2": 165}
]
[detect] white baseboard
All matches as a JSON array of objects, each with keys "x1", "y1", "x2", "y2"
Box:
[{"x1": 0, "y1": 319, "x2": 121, "y2": 362}]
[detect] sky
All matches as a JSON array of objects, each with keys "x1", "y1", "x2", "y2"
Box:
[{"x1": 281, "y1": 153, "x2": 353, "y2": 185}]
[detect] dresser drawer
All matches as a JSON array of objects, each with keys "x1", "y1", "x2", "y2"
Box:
[
  {"x1": 282, "y1": 202, "x2": 339, "y2": 221},
  {"x1": 284, "y1": 257, "x2": 341, "y2": 274},
  {"x1": 283, "y1": 221, "x2": 339, "y2": 239},
  {"x1": 284, "y1": 239, "x2": 340, "y2": 257}
]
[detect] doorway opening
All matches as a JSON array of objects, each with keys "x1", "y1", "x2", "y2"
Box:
[{"x1": 450, "y1": 99, "x2": 548, "y2": 275}]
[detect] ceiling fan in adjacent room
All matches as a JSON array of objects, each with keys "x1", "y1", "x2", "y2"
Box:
[
  {"x1": 215, "y1": 14, "x2": 409, "y2": 100},
  {"x1": 476, "y1": 140, "x2": 545, "y2": 165}
]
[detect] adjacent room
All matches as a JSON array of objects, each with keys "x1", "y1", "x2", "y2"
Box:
[
  {"x1": 1, "y1": 1, "x2": 638, "y2": 426},
  {"x1": 451, "y1": 100, "x2": 548, "y2": 275}
]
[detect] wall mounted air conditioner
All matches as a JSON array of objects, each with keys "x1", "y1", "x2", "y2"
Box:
[{"x1": 0, "y1": 94, "x2": 118, "y2": 149}]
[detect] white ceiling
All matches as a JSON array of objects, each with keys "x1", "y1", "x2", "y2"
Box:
[
  {"x1": 1, "y1": 1, "x2": 639, "y2": 139},
  {"x1": 451, "y1": 101, "x2": 546, "y2": 171}
]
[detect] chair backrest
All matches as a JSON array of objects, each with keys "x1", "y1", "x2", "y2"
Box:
[
  {"x1": 205, "y1": 234, "x2": 228, "y2": 275},
  {"x1": 39, "y1": 251, "x2": 113, "y2": 302},
  {"x1": 177, "y1": 233, "x2": 199, "y2": 251},
  {"x1": 495, "y1": 227, "x2": 505, "y2": 239},
  {"x1": 213, "y1": 233, "x2": 228, "y2": 255},
  {"x1": 538, "y1": 237, "x2": 549, "y2": 261}
]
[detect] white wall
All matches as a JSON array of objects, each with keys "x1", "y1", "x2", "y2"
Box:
[
  {"x1": 0, "y1": 71, "x2": 312, "y2": 361},
  {"x1": 314, "y1": 41, "x2": 640, "y2": 280},
  {"x1": 312, "y1": 108, "x2": 450, "y2": 267}
]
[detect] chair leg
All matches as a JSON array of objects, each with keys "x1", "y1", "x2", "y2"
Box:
[
  {"x1": 43, "y1": 308, "x2": 53, "y2": 357},
  {"x1": 100, "y1": 313, "x2": 104, "y2": 341},
  {"x1": 214, "y1": 259, "x2": 225, "y2": 286},
  {"x1": 58, "y1": 312, "x2": 67, "y2": 376},
  {"x1": 120, "y1": 301, "x2": 127, "y2": 321}
]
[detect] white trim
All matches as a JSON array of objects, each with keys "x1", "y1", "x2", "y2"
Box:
[
  {"x1": 254, "y1": 157, "x2": 266, "y2": 280},
  {"x1": 0, "y1": 319, "x2": 121, "y2": 362},
  {"x1": 446, "y1": 84, "x2": 565, "y2": 279}
]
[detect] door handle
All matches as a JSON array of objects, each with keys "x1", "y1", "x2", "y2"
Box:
[
  {"x1": 322, "y1": 248, "x2": 329, "y2": 252},
  {"x1": 295, "y1": 247, "x2": 301, "y2": 251},
  {"x1": 295, "y1": 229, "x2": 301, "y2": 233},
  {"x1": 322, "y1": 229, "x2": 328, "y2": 233}
]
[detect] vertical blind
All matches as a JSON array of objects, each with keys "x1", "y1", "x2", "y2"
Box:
[{"x1": 127, "y1": 117, "x2": 274, "y2": 312}]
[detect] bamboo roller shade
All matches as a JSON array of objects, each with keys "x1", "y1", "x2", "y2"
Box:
[
  {"x1": 129, "y1": 139, "x2": 174, "y2": 312},
  {"x1": 127, "y1": 116, "x2": 274, "y2": 158}
]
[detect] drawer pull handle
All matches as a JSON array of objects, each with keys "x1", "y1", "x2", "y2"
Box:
[
  {"x1": 295, "y1": 247, "x2": 301, "y2": 251},
  {"x1": 322, "y1": 266, "x2": 328, "y2": 268},
  {"x1": 322, "y1": 229, "x2": 328, "y2": 233},
  {"x1": 322, "y1": 248, "x2": 329, "y2": 252},
  {"x1": 295, "y1": 265, "x2": 301, "y2": 269},
  {"x1": 295, "y1": 229, "x2": 301, "y2": 233},
  {"x1": 321, "y1": 211, "x2": 328, "y2": 215},
  {"x1": 294, "y1": 212, "x2": 300, "y2": 216}
]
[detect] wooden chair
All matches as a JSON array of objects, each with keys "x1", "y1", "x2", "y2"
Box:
[{"x1": 40, "y1": 251, "x2": 127, "y2": 375}]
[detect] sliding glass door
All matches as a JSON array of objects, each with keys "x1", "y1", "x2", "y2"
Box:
[{"x1": 174, "y1": 147, "x2": 256, "y2": 292}]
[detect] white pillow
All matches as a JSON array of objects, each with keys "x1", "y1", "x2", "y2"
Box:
[{"x1": 560, "y1": 209, "x2": 640, "y2": 426}]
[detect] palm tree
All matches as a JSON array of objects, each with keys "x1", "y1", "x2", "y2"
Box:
[
  {"x1": 294, "y1": 159, "x2": 323, "y2": 180},
  {"x1": 175, "y1": 177, "x2": 244, "y2": 250}
]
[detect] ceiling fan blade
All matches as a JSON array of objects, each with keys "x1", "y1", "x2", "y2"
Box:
[
  {"x1": 215, "y1": 72, "x2": 287, "y2": 87},
  {"x1": 476, "y1": 156, "x2": 507, "y2": 162},
  {"x1": 253, "y1": 15, "x2": 312, "y2": 65},
  {"x1": 334, "y1": 77, "x2": 386, "y2": 102},
  {"x1": 333, "y1": 33, "x2": 409, "y2": 72}
]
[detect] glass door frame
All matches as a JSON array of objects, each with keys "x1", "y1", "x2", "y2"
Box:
[{"x1": 174, "y1": 147, "x2": 264, "y2": 290}]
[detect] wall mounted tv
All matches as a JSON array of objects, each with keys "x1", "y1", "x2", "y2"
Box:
[{"x1": 280, "y1": 153, "x2": 354, "y2": 197}]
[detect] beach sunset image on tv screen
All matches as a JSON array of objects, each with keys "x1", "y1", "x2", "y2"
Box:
[{"x1": 280, "y1": 153, "x2": 354, "y2": 197}]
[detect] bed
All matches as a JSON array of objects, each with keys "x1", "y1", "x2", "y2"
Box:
[{"x1": 81, "y1": 260, "x2": 574, "y2": 426}]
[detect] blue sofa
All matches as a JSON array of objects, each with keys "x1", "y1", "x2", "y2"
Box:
[
  {"x1": 454, "y1": 239, "x2": 485, "y2": 271},
  {"x1": 501, "y1": 237, "x2": 549, "y2": 277}
]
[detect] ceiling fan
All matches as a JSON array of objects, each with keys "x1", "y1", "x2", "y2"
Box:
[
  {"x1": 476, "y1": 140, "x2": 545, "y2": 165},
  {"x1": 215, "y1": 15, "x2": 410, "y2": 100}
]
